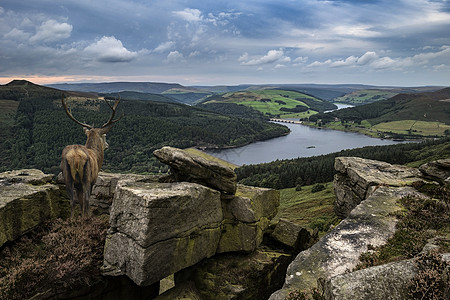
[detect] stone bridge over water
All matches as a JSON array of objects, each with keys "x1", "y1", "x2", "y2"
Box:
[{"x1": 270, "y1": 118, "x2": 303, "y2": 124}]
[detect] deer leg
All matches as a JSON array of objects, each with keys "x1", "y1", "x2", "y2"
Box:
[
  {"x1": 76, "y1": 187, "x2": 84, "y2": 218},
  {"x1": 84, "y1": 187, "x2": 90, "y2": 218},
  {"x1": 65, "y1": 179, "x2": 76, "y2": 218}
]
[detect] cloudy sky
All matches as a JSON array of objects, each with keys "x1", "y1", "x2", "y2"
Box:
[{"x1": 0, "y1": 0, "x2": 449, "y2": 86}]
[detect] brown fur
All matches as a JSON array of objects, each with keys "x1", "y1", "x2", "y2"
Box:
[
  {"x1": 61, "y1": 128, "x2": 110, "y2": 218},
  {"x1": 60, "y1": 94, "x2": 121, "y2": 218}
]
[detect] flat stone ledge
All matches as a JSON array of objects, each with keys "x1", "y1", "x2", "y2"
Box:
[
  {"x1": 269, "y1": 186, "x2": 423, "y2": 300},
  {"x1": 0, "y1": 169, "x2": 53, "y2": 186},
  {"x1": 323, "y1": 253, "x2": 450, "y2": 300}
]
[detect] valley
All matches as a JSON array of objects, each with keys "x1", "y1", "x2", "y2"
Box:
[{"x1": 1, "y1": 79, "x2": 449, "y2": 181}]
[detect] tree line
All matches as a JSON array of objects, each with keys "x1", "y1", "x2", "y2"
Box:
[{"x1": 236, "y1": 138, "x2": 450, "y2": 189}]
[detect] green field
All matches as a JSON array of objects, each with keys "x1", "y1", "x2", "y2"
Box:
[
  {"x1": 276, "y1": 183, "x2": 339, "y2": 234},
  {"x1": 373, "y1": 120, "x2": 450, "y2": 136},
  {"x1": 205, "y1": 89, "x2": 327, "y2": 118}
]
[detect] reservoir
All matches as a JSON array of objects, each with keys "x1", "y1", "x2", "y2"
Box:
[{"x1": 204, "y1": 122, "x2": 405, "y2": 166}]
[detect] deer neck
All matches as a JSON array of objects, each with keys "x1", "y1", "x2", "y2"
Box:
[{"x1": 85, "y1": 132, "x2": 105, "y2": 167}]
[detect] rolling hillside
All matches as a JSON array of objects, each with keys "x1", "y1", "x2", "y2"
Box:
[
  {"x1": 47, "y1": 81, "x2": 185, "y2": 94},
  {"x1": 200, "y1": 89, "x2": 337, "y2": 119},
  {"x1": 0, "y1": 80, "x2": 289, "y2": 174},
  {"x1": 100, "y1": 91, "x2": 177, "y2": 103},
  {"x1": 334, "y1": 86, "x2": 445, "y2": 105},
  {"x1": 307, "y1": 88, "x2": 450, "y2": 139}
]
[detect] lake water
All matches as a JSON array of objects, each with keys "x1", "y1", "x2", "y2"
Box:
[{"x1": 204, "y1": 104, "x2": 405, "y2": 165}]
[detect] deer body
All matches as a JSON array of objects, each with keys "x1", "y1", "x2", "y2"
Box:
[{"x1": 60, "y1": 95, "x2": 121, "y2": 218}]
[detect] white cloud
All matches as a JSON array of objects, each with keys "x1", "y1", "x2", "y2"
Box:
[
  {"x1": 274, "y1": 64, "x2": 286, "y2": 69},
  {"x1": 189, "y1": 50, "x2": 201, "y2": 57},
  {"x1": 370, "y1": 56, "x2": 397, "y2": 69},
  {"x1": 307, "y1": 59, "x2": 332, "y2": 67},
  {"x1": 332, "y1": 25, "x2": 381, "y2": 38},
  {"x1": 307, "y1": 46, "x2": 450, "y2": 71},
  {"x1": 357, "y1": 51, "x2": 378, "y2": 65},
  {"x1": 173, "y1": 8, "x2": 202, "y2": 22},
  {"x1": 330, "y1": 56, "x2": 358, "y2": 68},
  {"x1": 166, "y1": 50, "x2": 184, "y2": 63},
  {"x1": 239, "y1": 49, "x2": 289, "y2": 66},
  {"x1": 30, "y1": 20, "x2": 72, "y2": 43},
  {"x1": 84, "y1": 36, "x2": 138, "y2": 63},
  {"x1": 4, "y1": 28, "x2": 30, "y2": 41},
  {"x1": 238, "y1": 52, "x2": 249, "y2": 63},
  {"x1": 293, "y1": 56, "x2": 308, "y2": 64},
  {"x1": 153, "y1": 41, "x2": 175, "y2": 53}
]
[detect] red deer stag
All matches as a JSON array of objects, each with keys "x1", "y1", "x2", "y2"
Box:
[{"x1": 61, "y1": 95, "x2": 122, "y2": 218}]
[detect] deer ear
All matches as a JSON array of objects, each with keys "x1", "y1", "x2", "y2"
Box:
[
  {"x1": 84, "y1": 127, "x2": 90, "y2": 135},
  {"x1": 99, "y1": 126, "x2": 112, "y2": 135}
]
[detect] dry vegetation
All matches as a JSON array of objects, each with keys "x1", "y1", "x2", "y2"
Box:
[{"x1": 0, "y1": 216, "x2": 108, "y2": 300}]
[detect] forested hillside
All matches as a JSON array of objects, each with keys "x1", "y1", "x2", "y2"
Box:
[
  {"x1": 101, "y1": 91, "x2": 177, "y2": 103},
  {"x1": 0, "y1": 80, "x2": 289, "y2": 174},
  {"x1": 333, "y1": 86, "x2": 444, "y2": 105}
]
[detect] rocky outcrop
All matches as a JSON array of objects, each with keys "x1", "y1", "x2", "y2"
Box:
[
  {"x1": 153, "y1": 146, "x2": 237, "y2": 195},
  {"x1": 419, "y1": 158, "x2": 450, "y2": 185},
  {"x1": 56, "y1": 171, "x2": 154, "y2": 215},
  {"x1": 218, "y1": 184, "x2": 279, "y2": 253},
  {"x1": 271, "y1": 219, "x2": 311, "y2": 251},
  {"x1": 103, "y1": 147, "x2": 280, "y2": 289},
  {"x1": 323, "y1": 253, "x2": 450, "y2": 300},
  {"x1": 103, "y1": 180, "x2": 223, "y2": 286},
  {"x1": 166, "y1": 249, "x2": 292, "y2": 300},
  {"x1": 270, "y1": 157, "x2": 429, "y2": 300},
  {"x1": 0, "y1": 169, "x2": 69, "y2": 247},
  {"x1": 269, "y1": 186, "x2": 424, "y2": 299},
  {"x1": 333, "y1": 157, "x2": 422, "y2": 218}
]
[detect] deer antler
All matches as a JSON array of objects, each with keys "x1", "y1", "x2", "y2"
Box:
[
  {"x1": 102, "y1": 95, "x2": 123, "y2": 128},
  {"x1": 62, "y1": 94, "x2": 93, "y2": 129}
]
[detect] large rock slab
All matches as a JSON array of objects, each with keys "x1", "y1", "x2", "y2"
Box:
[
  {"x1": 271, "y1": 219, "x2": 311, "y2": 251},
  {"x1": 334, "y1": 157, "x2": 422, "y2": 217},
  {"x1": 90, "y1": 172, "x2": 156, "y2": 215},
  {"x1": 269, "y1": 186, "x2": 424, "y2": 300},
  {"x1": 153, "y1": 146, "x2": 237, "y2": 195},
  {"x1": 419, "y1": 158, "x2": 450, "y2": 185},
  {"x1": 323, "y1": 253, "x2": 450, "y2": 300},
  {"x1": 103, "y1": 180, "x2": 223, "y2": 286},
  {"x1": 0, "y1": 169, "x2": 69, "y2": 247},
  {"x1": 217, "y1": 184, "x2": 279, "y2": 253},
  {"x1": 174, "y1": 249, "x2": 292, "y2": 300}
]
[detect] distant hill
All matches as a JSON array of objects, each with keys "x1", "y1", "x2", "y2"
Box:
[
  {"x1": 193, "y1": 84, "x2": 360, "y2": 101},
  {"x1": 47, "y1": 82, "x2": 212, "y2": 105},
  {"x1": 162, "y1": 88, "x2": 212, "y2": 105},
  {"x1": 47, "y1": 81, "x2": 446, "y2": 104},
  {"x1": 199, "y1": 89, "x2": 337, "y2": 118},
  {"x1": 100, "y1": 91, "x2": 178, "y2": 103},
  {"x1": 47, "y1": 81, "x2": 186, "y2": 94},
  {"x1": 307, "y1": 87, "x2": 450, "y2": 139},
  {"x1": 334, "y1": 86, "x2": 445, "y2": 105}
]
